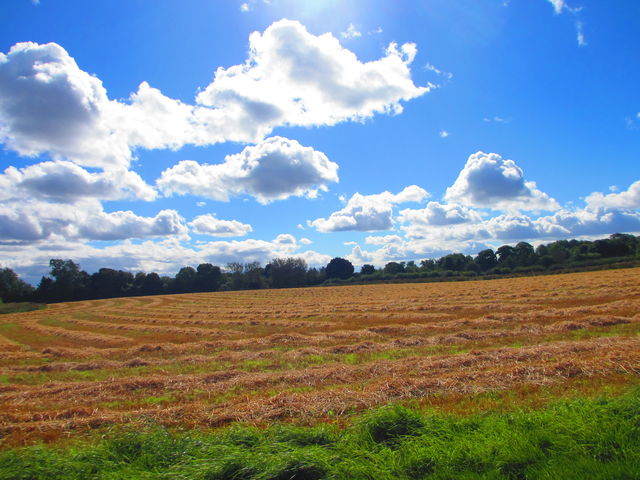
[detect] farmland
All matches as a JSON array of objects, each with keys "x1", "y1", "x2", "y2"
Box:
[{"x1": 1, "y1": 267, "x2": 639, "y2": 452}]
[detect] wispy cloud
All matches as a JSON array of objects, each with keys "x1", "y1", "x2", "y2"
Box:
[
  {"x1": 340, "y1": 23, "x2": 361, "y2": 39},
  {"x1": 483, "y1": 116, "x2": 510, "y2": 124},
  {"x1": 545, "y1": 0, "x2": 587, "y2": 46},
  {"x1": 425, "y1": 62, "x2": 453, "y2": 80}
]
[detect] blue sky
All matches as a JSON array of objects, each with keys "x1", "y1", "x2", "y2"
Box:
[{"x1": 0, "y1": 0, "x2": 639, "y2": 283}]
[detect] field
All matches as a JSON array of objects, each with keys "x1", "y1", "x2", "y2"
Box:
[{"x1": 1, "y1": 268, "x2": 640, "y2": 452}]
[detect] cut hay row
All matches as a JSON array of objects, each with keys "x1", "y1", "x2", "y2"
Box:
[
  {"x1": 0, "y1": 267, "x2": 639, "y2": 445},
  {"x1": 16, "y1": 318, "x2": 133, "y2": 348},
  {"x1": 0, "y1": 333, "x2": 25, "y2": 353},
  {"x1": 2, "y1": 335, "x2": 637, "y2": 410},
  {"x1": 55, "y1": 315, "x2": 233, "y2": 339},
  {"x1": 1, "y1": 315, "x2": 634, "y2": 380},
  {"x1": 76, "y1": 311, "x2": 338, "y2": 331},
  {"x1": 1, "y1": 336, "x2": 638, "y2": 441}
]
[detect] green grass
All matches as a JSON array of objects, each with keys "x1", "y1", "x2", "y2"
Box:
[
  {"x1": 0, "y1": 303, "x2": 46, "y2": 315},
  {"x1": 2, "y1": 387, "x2": 640, "y2": 479}
]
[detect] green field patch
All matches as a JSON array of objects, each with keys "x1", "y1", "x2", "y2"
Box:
[
  {"x1": 2, "y1": 386, "x2": 640, "y2": 479},
  {"x1": 0, "y1": 303, "x2": 46, "y2": 315},
  {"x1": 0, "y1": 322, "x2": 68, "y2": 350}
]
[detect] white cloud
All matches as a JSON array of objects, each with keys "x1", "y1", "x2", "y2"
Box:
[
  {"x1": 349, "y1": 203, "x2": 640, "y2": 269},
  {"x1": 444, "y1": 151, "x2": 560, "y2": 212},
  {"x1": 0, "y1": 42, "x2": 129, "y2": 168},
  {"x1": 0, "y1": 197, "x2": 187, "y2": 244},
  {"x1": 0, "y1": 161, "x2": 156, "y2": 203},
  {"x1": 196, "y1": 19, "x2": 429, "y2": 129},
  {"x1": 543, "y1": 0, "x2": 587, "y2": 46},
  {"x1": 341, "y1": 23, "x2": 361, "y2": 39},
  {"x1": 548, "y1": 0, "x2": 565, "y2": 14},
  {"x1": 425, "y1": 62, "x2": 453, "y2": 80},
  {"x1": 240, "y1": 3, "x2": 249, "y2": 12},
  {"x1": 299, "y1": 237, "x2": 313, "y2": 245},
  {"x1": 585, "y1": 181, "x2": 640, "y2": 210},
  {"x1": 309, "y1": 186, "x2": 429, "y2": 232},
  {"x1": 1, "y1": 234, "x2": 330, "y2": 284},
  {"x1": 0, "y1": 21, "x2": 428, "y2": 168},
  {"x1": 157, "y1": 136, "x2": 339, "y2": 204},
  {"x1": 365, "y1": 234, "x2": 402, "y2": 246},
  {"x1": 398, "y1": 201, "x2": 483, "y2": 226},
  {"x1": 483, "y1": 116, "x2": 509, "y2": 123},
  {"x1": 401, "y1": 206, "x2": 640, "y2": 249},
  {"x1": 576, "y1": 21, "x2": 587, "y2": 46},
  {"x1": 439, "y1": 130, "x2": 449, "y2": 138},
  {"x1": 77, "y1": 209, "x2": 187, "y2": 241},
  {"x1": 189, "y1": 214, "x2": 253, "y2": 237}
]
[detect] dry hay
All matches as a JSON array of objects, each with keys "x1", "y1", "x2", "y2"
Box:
[{"x1": 1, "y1": 267, "x2": 640, "y2": 445}]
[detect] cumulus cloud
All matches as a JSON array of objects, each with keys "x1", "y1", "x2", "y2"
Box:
[
  {"x1": 349, "y1": 203, "x2": 640, "y2": 269},
  {"x1": 365, "y1": 235, "x2": 403, "y2": 246},
  {"x1": 0, "y1": 42, "x2": 128, "y2": 168},
  {"x1": 444, "y1": 151, "x2": 559, "y2": 212},
  {"x1": 76, "y1": 209, "x2": 187, "y2": 241},
  {"x1": 157, "y1": 136, "x2": 339, "y2": 204},
  {"x1": 189, "y1": 214, "x2": 253, "y2": 237},
  {"x1": 0, "y1": 161, "x2": 156, "y2": 202},
  {"x1": 398, "y1": 201, "x2": 482, "y2": 226},
  {"x1": 401, "y1": 206, "x2": 640, "y2": 248},
  {"x1": 0, "y1": 198, "x2": 186, "y2": 244},
  {"x1": 1, "y1": 234, "x2": 330, "y2": 284},
  {"x1": 585, "y1": 181, "x2": 640, "y2": 210},
  {"x1": 309, "y1": 186, "x2": 429, "y2": 232},
  {"x1": 196, "y1": 19, "x2": 429, "y2": 129},
  {"x1": 0, "y1": 21, "x2": 428, "y2": 168}
]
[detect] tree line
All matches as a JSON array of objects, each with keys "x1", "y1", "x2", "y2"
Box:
[{"x1": 1, "y1": 233, "x2": 639, "y2": 304}]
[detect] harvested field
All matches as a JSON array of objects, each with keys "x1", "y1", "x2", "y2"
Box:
[{"x1": 1, "y1": 268, "x2": 640, "y2": 446}]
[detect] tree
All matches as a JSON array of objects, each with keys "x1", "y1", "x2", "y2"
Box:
[
  {"x1": 306, "y1": 267, "x2": 325, "y2": 285},
  {"x1": 496, "y1": 245, "x2": 515, "y2": 265},
  {"x1": 44, "y1": 259, "x2": 89, "y2": 301},
  {"x1": 244, "y1": 262, "x2": 265, "y2": 289},
  {"x1": 475, "y1": 249, "x2": 497, "y2": 271},
  {"x1": 420, "y1": 259, "x2": 436, "y2": 271},
  {"x1": 174, "y1": 266, "x2": 197, "y2": 293},
  {"x1": 0, "y1": 268, "x2": 34, "y2": 302},
  {"x1": 89, "y1": 268, "x2": 133, "y2": 298},
  {"x1": 437, "y1": 253, "x2": 471, "y2": 271},
  {"x1": 592, "y1": 234, "x2": 634, "y2": 258},
  {"x1": 384, "y1": 262, "x2": 405, "y2": 275},
  {"x1": 141, "y1": 272, "x2": 164, "y2": 296},
  {"x1": 360, "y1": 264, "x2": 376, "y2": 275},
  {"x1": 195, "y1": 263, "x2": 222, "y2": 292},
  {"x1": 325, "y1": 257, "x2": 354, "y2": 280},
  {"x1": 266, "y1": 257, "x2": 307, "y2": 288},
  {"x1": 514, "y1": 242, "x2": 535, "y2": 266}
]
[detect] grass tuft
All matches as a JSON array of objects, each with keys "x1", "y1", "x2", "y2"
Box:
[{"x1": 3, "y1": 387, "x2": 640, "y2": 479}]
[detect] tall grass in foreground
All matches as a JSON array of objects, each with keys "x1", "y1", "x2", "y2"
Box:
[{"x1": 2, "y1": 388, "x2": 640, "y2": 480}]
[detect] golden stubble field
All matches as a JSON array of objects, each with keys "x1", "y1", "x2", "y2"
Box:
[{"x1": 1, "y1": 268, "x2": 639, "y2": 446}]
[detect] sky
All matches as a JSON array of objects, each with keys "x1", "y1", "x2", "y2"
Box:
[{"x1": 0, "y1": 0, "x2": 639, "y2": 284}]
